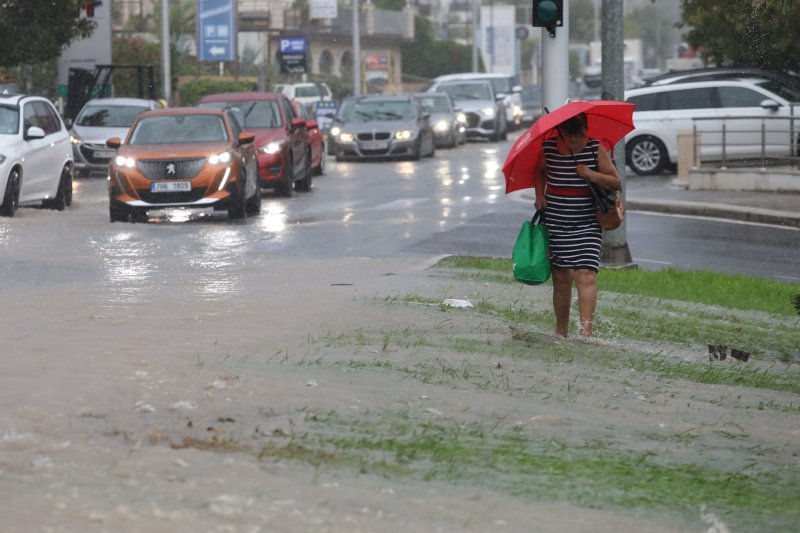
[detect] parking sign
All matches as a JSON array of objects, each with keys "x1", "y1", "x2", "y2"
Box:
[{"x1": 198, "y1": 0, "x2": 236, "y2": 62}]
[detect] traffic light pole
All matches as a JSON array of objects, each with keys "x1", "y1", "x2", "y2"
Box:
[
  {"x1": 600, "y1": 0, "x2": 635, "y2": 267},
  {"x1": 540, "y1": 1, "x2": 569, "y2": 112}
]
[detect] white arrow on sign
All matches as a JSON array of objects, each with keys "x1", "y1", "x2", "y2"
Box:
[{"x1": 210, "y1": 46, "x2": 226, "y2": 56}]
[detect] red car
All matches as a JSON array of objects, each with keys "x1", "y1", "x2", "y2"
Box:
[
  {"x1": 291, "y1": 100, "x2": 326, "y2": 176},
  {"x1": 198, "y1": 92, "x2": 311, "y2": 196}
]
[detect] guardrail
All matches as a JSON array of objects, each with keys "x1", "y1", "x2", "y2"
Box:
[{"x1": 691, "y1": 112, "x2": 800, "y2": 170}]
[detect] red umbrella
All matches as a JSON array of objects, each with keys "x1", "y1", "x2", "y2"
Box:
[{"x1": 502, "y1": 100, "x2": 635, "y2": 194}]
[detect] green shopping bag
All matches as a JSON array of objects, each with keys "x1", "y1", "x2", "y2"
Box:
[{"x1": 512, "y1": 210, "x2": 551, "y2": 285}]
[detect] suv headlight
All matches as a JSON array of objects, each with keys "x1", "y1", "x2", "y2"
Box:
[
  {"x1": 208, "y1": 150, "x2": 232, "y2": 165},
  {"x1": 69, "y1": 132, "x2": 82, "y2": 145},
  {"x1": 260, "y1": 141, "x2": 284, "y2": 155},
  {"x1": 115, "y1": 155, "x2": 136, "y2": 168},
  {"x1": 395, "y1": 130, "x2": 414, "y2": 140},
  {"x1": 330, "y1": 126, "x2": 341, "y2": 137},
  {"x1": 456, "y1": 112, "x2": 467, "y2": 124},
  {"x1": 434, "y1": 120, "x2": 450, "y2": 132},
  {"x1": 338, "y1": 132, "x2": 355, "y2": 143},
  {"x1": 481, "y1": 107, "x2": 496, "y2": 118}
]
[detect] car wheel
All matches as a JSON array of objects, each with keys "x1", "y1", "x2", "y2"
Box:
[
  {"x1": 296, "y1": 150, "x2": 313, "y2": 192},
  {"x1": 246, "y1": 171, "x2": 262, "y2": 215},
  {"x1": 109, "y1": 197, "x2": 130, "y2": 222},
  {"x1": 627, "y1": 135, "x2": 668, "y2": 175},
  {"x1": 228, "y1": 169, "x2": 247, "y2": 219},
  {"x1": 44, "y1": 165, "x2": 73, "y2": 211},
  {"x1": 275, "y1": 153, "x2": 294, "y2": 197},
  {"x1": 0, "y1": 168, "x2": 20, "y2": 217}
]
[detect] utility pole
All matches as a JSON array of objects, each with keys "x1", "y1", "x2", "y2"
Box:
[
  {"x1": 471, "y1": 0, "x2": 479, "y2": 72},
  {"x1": 600, "y1": 0, "x2": 634, "y2": 267},
  {"x1": 353, "y1": 0, "x2": 362, "y2": 96},
  {"x1": 161, "y1": 0, "x2": 171, "y2": 105}
]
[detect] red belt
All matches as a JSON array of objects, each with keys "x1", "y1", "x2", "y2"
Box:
[{"x1": 546, "y1": 185, "x2": 591, "y2": 197}]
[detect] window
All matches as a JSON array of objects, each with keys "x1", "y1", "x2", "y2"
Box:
[
  {"x1": 718, "y1": 87, "x2": 769, "y2": 108},
  {"x1": 22, "y1": 102, "x2": 39, "y2": 132},
  {"x1": 665, "y1": 88, "x2": 716, "y2": 110},
  {"x1": 199, "y1": 100, "x2": 282, "y2": 128},
  {"x1": 282, "y1": 97, "x2": 296, "y2": 121},
  {"x1": 33, "y1": 101, "x2": 60, "y2": 134},
  {"x1": 627, "y1": 93, "x2": 662, "y2": 112},
  {"x1": 0, "y1": 105, "x2": 19, "y2": 135}
]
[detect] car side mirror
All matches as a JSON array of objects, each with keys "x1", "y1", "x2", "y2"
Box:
[
  {"x1": 24, "y1": 126, "x2": 45, "y2": 140},
  {"x1": 512, "y1": 85, "x2": 522, "y2": 93},
  {"x1": 306, "y1": 120, "x2": 319, "y2": 130},
  {"x1": 238, "y1": 132, "x2": 255, "y2": 145},
  {"x1": 106, "y1": 137, "x2": 121, "y2": 149},
  {"x1": 291, "y1": 118, "x2": 306, "y2": 130},
  {"x1": 495, "y1": 94, "x2": 505, "y2": 101},
  {"x1": 761, "y1": 99, "x2": 780, "y2": 111}
]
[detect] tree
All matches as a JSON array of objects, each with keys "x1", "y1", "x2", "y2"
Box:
[
  {"x1": 681, "y1": 0, "x2": 800, "y2": 71},
  {"x1": 0, "y1": 0, "x2": 95, "y2": 67},
  {"x1": 402, "y1": 16, "x2": 477, "y2": 79}
]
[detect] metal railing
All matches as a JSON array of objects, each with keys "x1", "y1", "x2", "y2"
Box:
[{"x1": 691, "y1": 109, "x2": 800, "y2": 170}]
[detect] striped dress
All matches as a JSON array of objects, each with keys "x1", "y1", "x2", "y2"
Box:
[{"x1": 542, "y1": 137, "x2": 602, "y2": 272}]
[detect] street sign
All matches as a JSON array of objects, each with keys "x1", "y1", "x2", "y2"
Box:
[
  {"x1": 198, "y1": 0, "x2": 236, "y2": 62},
  {"x1": 279, "y1": 37, "x2": 308, "y2": 74}
]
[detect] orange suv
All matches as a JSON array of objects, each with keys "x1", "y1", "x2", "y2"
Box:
[{"x1": 106, "y1": 107, "x2": 261, "y2": 222}]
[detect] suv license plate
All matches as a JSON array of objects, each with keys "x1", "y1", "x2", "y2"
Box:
[
  {"x1": 151, "y1": 181, "x2": 191, "y2": 193},
  {"x1": 93, "y1": 150, "x2": 115, "y2": 159}
]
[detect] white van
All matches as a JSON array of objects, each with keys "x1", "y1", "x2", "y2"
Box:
[
  {"x1": 273, "y1": 82, "x2": 333, "y2": 109},
  {"x1": 624, "y1": 78, "x2": 800, "y2": 175},
  {"x1": 429, "y1": 73, "x2": 523, "y2": 130}
]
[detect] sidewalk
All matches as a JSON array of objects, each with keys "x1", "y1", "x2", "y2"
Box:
[{"x1": 624, "y1": 175, "x2": 800, "y2": 228}]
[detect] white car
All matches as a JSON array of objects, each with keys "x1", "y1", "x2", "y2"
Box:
[
  {"x1": 0, "y1": 94, "x2": 73, "y2": 217},
  {"x1": 429, "y1": 72, "x2": 523, "y2": 130},
  {"x1": 273, "y1": 82, "x2": 333, "y2": 110},
  {"x1": 69, "y1": 97, "x2": 162, "y2": 177},
  {"x1": 624, "y1": 78, "x2": 800, "y2": 175}
]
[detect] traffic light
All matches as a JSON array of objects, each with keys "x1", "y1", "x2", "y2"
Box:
[{"x1": 531, "y1": 0, "x2": 563, "y2": 38}]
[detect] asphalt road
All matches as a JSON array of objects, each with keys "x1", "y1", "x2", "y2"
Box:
[{"x1": 2, "y1": 138, "x2": 799, "y2": 292}]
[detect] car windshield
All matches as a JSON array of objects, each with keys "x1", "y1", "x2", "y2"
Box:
[
  {"x1": 129, "y1": 115, "x2": 229, "y2": 145},
  {"x1": 488, "y1": 77, "x2": 512, "y2": 94},
  {"x1": 757, "y1": 81, "x2": 800, "y2": 103},
  {"x1": 296, "y1": 86, "x2": 322, "y2": 98},
  {"x1": 417, "y1": 96, "x2": 450, "y2": 113},
  {"x1": 76, "y1": 105, "x2": 149, "y2": 127},
  {"x1": 350, "y1": 101, "x2": 414, "y2": 122},
  {"x1": 438, "y1": 83, "x2": 492, "y2": 101},
  {"x1": 199, "y1": 100, "x2": 282, "y2": 128},
  {"x1": 0, "y1": 105, "x2": 19, "y2": 134}
]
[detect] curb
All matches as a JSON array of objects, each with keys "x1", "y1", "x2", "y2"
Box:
[{"x1": 626, "y1": 199, "x2": 800, "y2": 229}]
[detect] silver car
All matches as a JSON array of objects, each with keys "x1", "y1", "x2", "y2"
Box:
[
  {"x1": 69, "y1": 97, "x2": 161, "y2": 177},
  {"x1": 413, "y1": 92, "x2": 465, "y2": 148},
  {"x1": 332, "y1": 95, "x2": 436, "y2": 161},
  {"x1": 431, "y1": 81, "x2": 507, "y2": 142}
]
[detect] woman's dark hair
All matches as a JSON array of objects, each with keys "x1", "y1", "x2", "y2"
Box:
[{"x1": 559, "y1": 113, "x2": 588, "y2": 136}]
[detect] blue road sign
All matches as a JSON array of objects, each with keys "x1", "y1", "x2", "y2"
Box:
[
  {"x1": 198, "y1": 0, "x2": 236, "y2": 62},
  {"x1": 280, "y1": 38, "x2": 307, "y2": 54}
]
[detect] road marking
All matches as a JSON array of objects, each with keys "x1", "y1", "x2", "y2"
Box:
[
  {"x1": 631, "y1": 210, "x2": 800, "y2": 231},
  {"x1": 774, "y1": 275, "x2": 800, "y2": 282},
  {"x1": 635, "y1": 258, "x2": 673, "y2": 265},
  {"x1": 368, "y1": 198, "x2": 429, "y2": 210}
]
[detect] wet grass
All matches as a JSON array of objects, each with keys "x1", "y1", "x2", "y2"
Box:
[
  {"x1": 435, "y1": 256, "x2": 800, "y2": 318},
  {"x1": 256, "y1": 412, "x2": 800, "y2": 531}
]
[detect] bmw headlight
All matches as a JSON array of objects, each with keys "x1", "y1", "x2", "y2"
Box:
[
  {"x1": 339, "y1": 132, "x2": 355, "y2": 143},
  {"x1": 114, "y1": 155, "x2": 136, "y2": 168},
  {"x1": 481, "y1": 107, "x2": 496, "y2": 118},
  {"x1": 456, "y1": 112, "x2": 467, "y2": 124},
  {"x1": 330, "y1": 126, "x2": 341, "y2": 137},
  {"x1": 260, "y1": 140, "x2": 284, "y2": 155},
  {"x1": 208, "y1": 150, "x2": 232, "y2": 165},
  {"x1": 434, "y1": 120, "x2": 450, "y2": 132},
  {"x1": 395, "y1": 130, "x2": 414, "y2": 140}
]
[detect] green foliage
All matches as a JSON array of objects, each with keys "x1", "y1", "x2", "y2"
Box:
[
  {"x1": 681, "y1": 0, "x2": 800, "y2": 71},
  {"x1": 402, "y1": 17, "x2": 480, "y2": 79},
  {"x1": 111, "y1": 36, "x2": 162, "y2": 99},
  {"x1": 12, "y1": 61, "x2": 60, "y2": 99},
  {"x1": 178, "y1": 78, "x2": 258, "y2": 106},
  {"x1": 0, "y1": 0, "x2": 95, "y2": 68},
  {"x1": 568, "y1": 0, "x2": 597, "y2": 44}
]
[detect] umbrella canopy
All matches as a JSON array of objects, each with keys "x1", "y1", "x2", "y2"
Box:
[{"x1": 502, "y1": 100, "x2": 635, "y2": 194}]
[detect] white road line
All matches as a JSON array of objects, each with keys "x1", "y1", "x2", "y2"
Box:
[
  {"x1": 630, "y1": 210, "x2": 800, "y2": 231},
  {"x1": 367, "y1": 198, "x2": 429, "y2": 210},
  {"x1": 634, "y1": 258, "x2": 673, "y2": 265}
]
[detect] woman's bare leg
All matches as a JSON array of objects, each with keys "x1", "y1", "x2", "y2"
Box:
[
  {"x1": 574, "y1": 269, "x2": 598, "y2": 337},
  {"x1": 551, "y1": 268, "x2": 574, "y2": 337}
]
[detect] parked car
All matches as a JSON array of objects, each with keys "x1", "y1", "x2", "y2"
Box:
[
  {"x1": 641, "y1": 67, "x2": 800, "y2": 93},
  {"x1": 412, "y1": 92, "x2": 465, "y2": 148},
  {"x1": 431, "y1": 80, "x2": 507, "y2": 142},
  {"x1": 198, "y1": 92, "x2": 311, "y2": 196},
  {"x1": 291, "y1": 99, "x2": 325, "y2": 176},
  {"x1": 273, "y1": 82, "x2": 333, "y2": 110},
  {"x1": 429, "y1": 72, "x2": 523, "y2": 130},
  {"x1": 105, "y1": 107, "x2": 260, "y2": 222},
  {"x1": 624, "y1": 78, "x2": 800, "y2": 175},
  {"x1": 0, "y1": 93, "x2": 73, "y2": 217},
  {"x1": 519, "y1": 84, "x2": 542, "y2": 125},
  {"x1": 331, "y1": 95, "x2": 436, "y2": 161},
  {"x1": 69, "y1": 97, "x2": 162, "y2": 177}
]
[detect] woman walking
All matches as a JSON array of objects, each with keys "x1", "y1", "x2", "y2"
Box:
[{"x1": 532, "y1": 113, "x2": 621, "y2": 337}]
